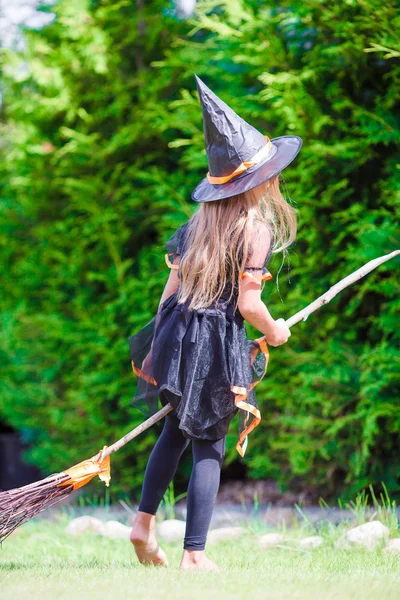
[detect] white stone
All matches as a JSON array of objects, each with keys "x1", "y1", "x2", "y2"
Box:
[
  {"x1": 259, "y1": 532, "x2": 285, "y2": 549},
  {"x1": 385, "y1": 538, "x2": 400, "y2": 554},
  {"x1": 156, "y1": 519, "x2": 186, "y2": 543},
  {"x1": 207, "y1": 526, "x2": 247, "y2": 545},
  {"x1": 299, "y1": 535, "x2": 324, "y2": 549},
  {"x1": 335, "y1": 520, "x2": 390, "y2": 550},
  {"x1": 101, "y1": 520, "x2": 131, "y2": 541},
  {"x1": 65, "y1": 516, "x2": 104, "y2": 536}
]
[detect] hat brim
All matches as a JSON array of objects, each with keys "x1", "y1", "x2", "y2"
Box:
[{"x1": 191, "y1": 135, "x2": 302, "y2": 203}]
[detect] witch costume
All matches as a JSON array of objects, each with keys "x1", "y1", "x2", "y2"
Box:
[{"x1": 129, "y1": 75, "x2": 302, "y2": 456}]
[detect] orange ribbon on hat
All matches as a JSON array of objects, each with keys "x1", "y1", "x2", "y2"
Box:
[{"x1": 207, "y1": 136, "x2": 272, "y2": 185}]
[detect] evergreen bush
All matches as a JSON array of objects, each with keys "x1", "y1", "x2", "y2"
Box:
[{"x1": 0, "y1": 0, "x2": 399, "y2": 499}]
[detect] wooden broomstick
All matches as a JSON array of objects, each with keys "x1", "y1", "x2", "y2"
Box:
[{"x1": 0, "y1": 250, "x2": 398, "y2": 543}]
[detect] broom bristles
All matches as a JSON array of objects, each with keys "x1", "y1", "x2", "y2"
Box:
[
  {"x1": 0, "y1": 450, "x2": 111, "y2": 543},
  {"x1": 0, "y1": 473, "x2": 74, "y2": 544}
]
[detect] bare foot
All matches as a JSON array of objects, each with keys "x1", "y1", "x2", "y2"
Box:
[
  {"x1": 179, "y1": 549, "x2": 221, "y2": 572},
  {"x1": 130, "y1": 512, "x2": 168, "y2": 567}
]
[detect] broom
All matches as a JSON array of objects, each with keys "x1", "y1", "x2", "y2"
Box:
[{"x1": 0, "y1": 250, "x2": 398, "y2": 544}]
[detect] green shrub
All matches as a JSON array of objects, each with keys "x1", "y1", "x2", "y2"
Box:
[{"x1": 0, "y1": 0, "x2": 399, "y2": 500}]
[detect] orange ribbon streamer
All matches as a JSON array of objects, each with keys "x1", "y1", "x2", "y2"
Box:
[
  {"x1": 59, "y1": 447, "x2": 111, "y2": 490},
  {"x1": 131, "y1": 360, "x2": 157, "y2": 386},
  {"x1": 231, "y1": 336, "x2": 270, "y2": 457},
  {"x1": 165, "y1": 253, "x2": 179, "y2": 270}
]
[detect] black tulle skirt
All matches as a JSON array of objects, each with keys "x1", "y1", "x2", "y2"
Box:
[{"x1": 128, "y1": 292, "x2": 269, "y2": 456}]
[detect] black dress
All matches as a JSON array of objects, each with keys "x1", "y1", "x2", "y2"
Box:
[{"x1": 128, "y1": 222, "x2": 273, "y2": 456}]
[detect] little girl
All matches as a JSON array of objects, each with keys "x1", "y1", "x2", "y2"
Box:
[{"x1": 129, "y1": 75, "x2": 302, "y2": 571}]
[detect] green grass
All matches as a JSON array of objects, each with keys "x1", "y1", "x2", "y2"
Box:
[{"x1": 1, "y1": 518, "x2": 400, "y2": 600}]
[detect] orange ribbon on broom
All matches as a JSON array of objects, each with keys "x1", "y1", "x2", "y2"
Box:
[{"x1": 59, "y1": 446, "x2": 111, "y2": 490}]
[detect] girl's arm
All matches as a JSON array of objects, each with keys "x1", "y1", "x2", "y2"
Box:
[
  {"x1": 142, "y1": 269, "x2": 181, "y2": 373},
  {"x1": 238, "y1": 222, "x2": 290, "y2": 346},
  {"x1": 238, "y1": 276, "x2": 291, "y2": 347},
  {"x1": 159, "y1": 268, "x2": 180, "y2": 307}
]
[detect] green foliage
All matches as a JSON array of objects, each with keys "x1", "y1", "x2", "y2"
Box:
[
  {"x1": 0, "y1": 0, "x2": 193, "y2": 493},
  {"x1": 338, "y1": 483, "x2": 398, "y2": 534},
  {"x1": 161, "y1": 481, "x2": 188, "y2": 520},
  {"x1": 0, "y1": 0, "x2": 399, "y2": 500}
]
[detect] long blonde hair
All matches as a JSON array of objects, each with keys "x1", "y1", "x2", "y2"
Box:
[{"x1": 177, "y1": 176, "x2": 297, "y2": 310}]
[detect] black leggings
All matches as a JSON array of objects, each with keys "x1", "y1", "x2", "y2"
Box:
[{"x1": 138, "y1": 416, "x2": 226, "y2": 551}]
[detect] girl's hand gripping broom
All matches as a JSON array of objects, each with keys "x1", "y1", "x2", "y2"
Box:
[{"x1": 0, "y1": 250, "x2": 398, "y2": 543}]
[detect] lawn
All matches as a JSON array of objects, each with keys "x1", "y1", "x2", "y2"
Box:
[{"x1": 1, "y1": 517, "x2": 400, "y2": 600}]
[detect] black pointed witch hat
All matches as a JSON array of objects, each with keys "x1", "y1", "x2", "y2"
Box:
[{"x1": 191, "y1": 75, "x2": 302, "y2": 203}]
